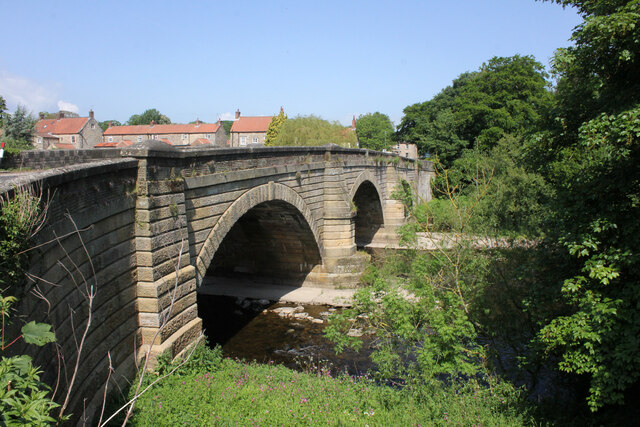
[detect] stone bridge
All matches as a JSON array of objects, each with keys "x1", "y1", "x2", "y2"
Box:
[{"x1": 1, "y1": 142, "x2": 433, "y2": 419}]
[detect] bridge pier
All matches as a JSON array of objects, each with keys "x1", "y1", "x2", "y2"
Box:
[
  {"x1": 133, "y1": 155, "x2": 202, "y2": 362},
  {"x1": 305, "y1": 165, "x2": 369, "y2": 288}
]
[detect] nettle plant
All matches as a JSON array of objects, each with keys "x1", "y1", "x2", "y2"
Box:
[{"x1": 0, "y1": 187, "x2": 61, "y2": 425}]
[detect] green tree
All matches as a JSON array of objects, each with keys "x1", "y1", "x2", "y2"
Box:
[
  {"x1": 99, "y1": 120, "x2": 122, "y2": 132},
  {"x1": 396, "y1": 55, "x2": 553, "y2": 166},
  {"x1": 270, "y1": 115, "x2": 357, "y2": 147},
  {"x1": 355, "y1": 112, "x2": 394, "y2": 151},
  {"x1": 4, "y1": 106, "x2": 36, "y2": 144},
  {"x1": 265, "y1": 108, "x2": 287, "y2": 146},
  {"x1": 127, "y1": 109, "x2": 171, "y2": 125},
  {"x1": 0, "y1": 96, "x2": 6, "y2": 128},
  {"x1": 531, "y1": 0, "x2": 640, "y2": 411}
]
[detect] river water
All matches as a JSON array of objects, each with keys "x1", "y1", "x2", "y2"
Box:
[{"x1": 197, "y1": 294, "x2": 375, "y2": 375}]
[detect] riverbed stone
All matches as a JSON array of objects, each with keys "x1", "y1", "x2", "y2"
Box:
[{"x1": 273, "y1": 306, "x2": 297, "y2": 317}]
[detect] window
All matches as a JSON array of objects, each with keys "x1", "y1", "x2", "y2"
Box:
[
  {"x1": 71, "y1": 136, "x2": 76, "y2": 143},
  {"x1": 206, "y1": 134, "x2": 211, "y2": 139},
  {"x1": 252, "y1": 137, "x2": 258, "y2": 144},
  {"x1": 240, "y1": 136, "x2": 247, "y2": 146},
  {"x1": 182, "y1": 134, "x2": 188, "y2": 140},
  {"x1": 153, "y1": 135, "x2": 158, "y2": 140},
  {"x1": 137, "y1": 136, "x2": 142, "y2": 142},
  {"x1": 91, "y1": 123, "x2": 95, "y2": 129},
  {"x1": 108, "y1": 136, "x2": 113, "y2": 142}
]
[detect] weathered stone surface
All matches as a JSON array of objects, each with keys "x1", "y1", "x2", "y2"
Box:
[{"x1": 1, "y1": 146, "x2": 432, "y2": 424}]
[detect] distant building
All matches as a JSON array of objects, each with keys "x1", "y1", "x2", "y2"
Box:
[
  {"x1": 102, "y1": 119, "x2": 226, "y2": 147},
  {"x1": 229, "y1": 109, "x2": 273, "y2": 147},
  {"x1": 392, "y1": 142, "x2": 418, "y2": 159},
  {"x1": 34, "y1": 110, "x2": 103, "y2": 149}
]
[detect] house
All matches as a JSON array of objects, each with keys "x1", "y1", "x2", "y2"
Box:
[
  {"x1": 34, "y1": 110, "x2": 103, "y2": 149},
  {"x1": 229, "y1": 109, "x2": 273, "y2": 147},
  {"x1": 392, "y1": 142, "x2": 418, "y2": 159},
  {"x1": 102, "y1": 119, "x2": 226, "y2": 147}
]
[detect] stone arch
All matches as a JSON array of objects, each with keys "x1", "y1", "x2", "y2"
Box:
[
  {"x1": 195, "y1": 182, "x2": 324, "y2": 282},
  {"x1": 349, "y1": 171, "x2": 386, "y2": 247},
  {"x1": 349, "y1": 171, "x2": 386, "y2": 226}
]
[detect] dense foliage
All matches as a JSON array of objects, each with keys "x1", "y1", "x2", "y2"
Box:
[
  {"x1": 270, "y1": 115, "x2": 358, "y2": 147},
  {"x1": 530, "y1": 0, "x2": 640, "y2": 411},
  {"x1": 356, "y1": 112, "x2": 394, "y2": 151},
  {"x1": 127, "y1": 108, "x2": 171, "y2": 125},
  {"x1": 99, "y1": 120, "x2": 122, "y2": 132},
  {"x1": 3, "y1": 106, "x2": 36, "y2": 147},
  {"x1": 0, "y1": 96, "x2": 6, "y2": 128},
  {"x1": 396, "y1": 55, "x2": 553, "y2": 166},
  {"x1": 265, "y1": 108, "x2": 287, "y2": 146}
]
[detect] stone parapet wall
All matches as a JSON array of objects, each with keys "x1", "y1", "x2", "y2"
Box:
[
  {"x1": 2, "y1": 159, "x2": 140, "y2": 423},
  {"x1": 0, "y1": 148, "x2": 123, "y2": 170}
]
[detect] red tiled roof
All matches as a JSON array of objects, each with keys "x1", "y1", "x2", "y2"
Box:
[
  {"x1": 52, "y1": 143, "x2": 75, "y2": 149},
  {"x1": 191, "y1": 138, "x2": 212, "y2": 146},
  {"x1": 94, "y1": 142, "x2": 119, "y2": 148},
  {"x1": 95, "y1": 140, "x2": 134, "y2": 148},
  {"x1": 103, "y1": 122, "x2": 220, "y2": 136},
  {"x1": 36, "y1": 117, "x2": 89, "y2": 135},
  {"x1": 160, "y1": 138, "x2": 174, "y2": 145},
  {"x1": 230, "y1": 116, "x2": 272, "y2": 133}
]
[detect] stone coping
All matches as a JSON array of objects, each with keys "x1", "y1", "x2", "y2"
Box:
[{"x1": 0, "y1": 158, "x2": 138, "y2": 195}]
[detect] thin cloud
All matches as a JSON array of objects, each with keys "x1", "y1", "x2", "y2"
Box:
[
  {"x1": 57, "y1": 100, "x2": 79, "y2": 113},
  {"x1": 0, "y1": 71, "x2": 57, "y2": 113}
]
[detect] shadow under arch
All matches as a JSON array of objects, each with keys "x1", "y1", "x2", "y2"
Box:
[
  {"x1": 349, "y1": 171, "x2": 386, "y2": 247},
  {"x1": 195, "y1": 182, "x2": 325, "y2": 284}
]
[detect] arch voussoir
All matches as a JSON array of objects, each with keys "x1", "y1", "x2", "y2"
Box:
[{"x1": 195, "y1": 183, "x2": 324, "y2": 281}]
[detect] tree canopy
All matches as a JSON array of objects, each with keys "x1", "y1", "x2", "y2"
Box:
[
  {"x1": 127, "y1": 109, "x2": 171, "y2": 125},
  {"x1": 0, "y1": 96, "x2": 6, "y2": 128},
  {"x1": 270, "y1": 115, "x2": 357, "y2": 148},
  {"x1": 396, "y1": 55, "x2": 553, "y2": 166},
  {"x1": 355, "y1": 112, "x2": 394, "y2": 151},
  {"x1": 4, "y1": 105, "x2": 36, "y2": 143},
  {"x1": 531, "y1": 0, "x2": 640, "y2": 411},
  {"x1": 99, "y1": 120, "x2": 122, "y2": 132},
  {"x1": 265, "y1": 108, "x2": 287, "y2": 146}
]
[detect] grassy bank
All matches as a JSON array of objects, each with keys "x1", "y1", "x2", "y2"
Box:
[{"x1": 126, "y1": 345, "x2": 529, "y2": 426}]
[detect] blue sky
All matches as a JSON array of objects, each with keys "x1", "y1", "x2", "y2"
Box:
[{"x1": 0, "y1": 0, "x2": 581, "y2": 126}]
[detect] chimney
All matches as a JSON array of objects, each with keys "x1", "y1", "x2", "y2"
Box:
[
  {"x1": 89, "y1": 109, "x2": 94, "y2": 120},
  {"x1": 235, "y1": 109, "x2": 241, "y2": 120},
  {"x1": 280, "y1": 106, "x2": 284, "y2": 114},
  {"x1": 352, "y1": 115, "x2": 356, "y2": 129},
  {"x1": 58, "y1": 111, "x2": 64, "y2": 120},
  {"x1": 195, "y1": 118, "x2": 201, "y2": 126},
  {"x1": 39, "y1": 112, "x2": 45, "y2": 120},
  {"x1": 150, "y1": 120, "x2": 155, "y2": 126},
  {"x1": 108, "y1": 121, "x2": 113, "y2": 128}
]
